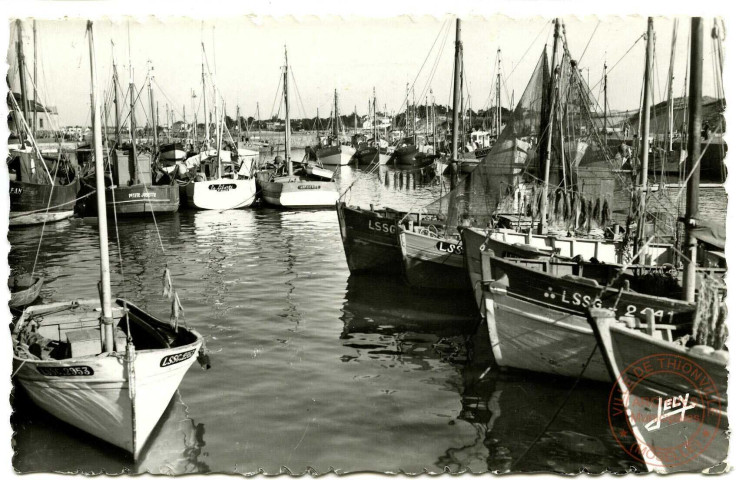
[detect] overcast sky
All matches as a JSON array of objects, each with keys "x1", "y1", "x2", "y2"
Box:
[{"x1": 6, "y1": 15, "x2": 723, "y2": 128}]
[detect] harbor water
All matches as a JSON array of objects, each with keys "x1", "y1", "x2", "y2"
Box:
[{"x1": 9, "y1": 159, "x2": 726, "y2": 474}]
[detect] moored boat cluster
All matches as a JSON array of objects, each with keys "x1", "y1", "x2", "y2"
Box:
[{"x1": 7, "y1": 15, "x2": 728, "y2": 473}]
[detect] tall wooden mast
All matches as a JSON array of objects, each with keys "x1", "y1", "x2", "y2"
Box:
[
  {"x1": 15, "y1": 20, "x2": 30, "y2": 144},
  {"x1": 637, "y1": 17, "x2": 655, "y2": 250},
  {"x1": 87, "y1": 21, "x2": 114, "y2": 353},
  {"x1": 450, "y1": 18, "x2": 462, "y2": 192},
  {"x1": 32, "y1": 20, "x2": 37, "y2": 137},
  {"x1": 284, "y1": 47, "x2": 293, "y2": 177},
  {"x1": 538, "y1": 18, "x2": 560, "y2": 235},
  {"x1": 682, "y1": 17, "x2": 703, "y2": 302}
]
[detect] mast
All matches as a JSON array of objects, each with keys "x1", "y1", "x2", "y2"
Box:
[
  {"x1": 191, "y1": 89, "x2": 197, "y2": 144},
  {"x1": 236, "y1": 104, "x2": 240, "y2": 140},
  {"x1": 32, "y1": 20, "x2": 37, "y2": 137},
  {"x1": 284, "y1": 47, "x2": 293, "y2": 176},
  {"x1": 112, "y1": 46, "x2": 122, "y2": 146},
  {"x1": 450, "y1": 18, "x2": 462, "y2": 191},
  {"x1": 333, "y1": 89, "x2": 339, "y2": 138},
  {"x1": 201, "y1": 43, "x2": 209, "y2": 147},
  {"x1": 538, "y1": 18, "x2": 560, "y2": 235},
  {"x1": 683, "y1": 17, "x2": 703, "y2": 303},
  {"x1": 666, "y1": 18, "x2": 679, "y2": 152},
  {"x1": 431, "y1": 89, "x2": 437, "y2": 152},
  {"x1": 405, "y1": 83, "x2": 410, "y2": 137},
  {"x1": 148, "y1": 64, "x2": 158, "y2": 151},
  {"x1": 638, "y1": 17, "x2": 655, "y2": 248},
  {"x1": 128, "y1": 39, "x2": 139, "y2": 184},
  {"x1": 496, "y1": 47, "x2": 501, "y2": 136},
  {"x1": 412, "y1": 87, "x2": 417, "y2": 142},
  {"x1": 15, "y1": 20, "x2": 30, "y2": 143},
  {"x1": 87, "y1": 21, "x2": 114, "y2": 353},
  {"x1": 373, "y1": 87, "x2": 377, "y2": 143},
  {"x1": 603, "y1": 61, "x2": 608, "y2": 144},
  {"x1": 257, "y1": 101, "x2": 261, "y2": 138}
]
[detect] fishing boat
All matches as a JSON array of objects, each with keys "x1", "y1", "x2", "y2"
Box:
[
  {"x1": 312, "y1": 90, "x2": 356, "y2": 166},
  {"x1": 481, "y1": 253, "x2": 698, "y2": 382},
  {"x1": 479, "y1": 17, "x2": 729, "y2": 388},
  {"x1": 8, "y1": 273, "x2": 43, "y2": 309},
  {"x1": 182, "y1": 44, "x2": 257, "y2": 210},
  {"x1": 8, "y1": 20, "x2": 81, "y2": 227},
  {"x1": 587, "y1": 306, "x2": 728, "y2": 473},
  {"x1": 182, "y1": 146, "x2": 257, "y2": 209},
  {"x1": 77, "y1": 56, "x2": 179, "y2": 216},
  {"x1": 258, "y1": 48, "x2": 339, "y2": 208},
  {"x1": 353, "y1": 89, "x2": 391, "y2": 167},
  {"x1": 587, "y1": 19, "x2": 728, "y2": 473},
  {"x1": 8, "y1": 147, "x2": 81, "y2": 226},
  {"x1": 158, "y1": 142, "x2": 188, "y2": 161},
  {"x1": 336, "y1": 203, "x2": 405, "y2": 274},
  {"x1": 12, "y1": 21, "x2": 205, "y2": 460},
  {"x1": 397, "y1": 19, "x2": 466, "y2": 290}
]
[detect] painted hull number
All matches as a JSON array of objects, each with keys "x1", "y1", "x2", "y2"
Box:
[
  {"x1": 209, "y1": 184, "x2": 236, "y2": 192},
  {"x1": 436, "y1": 241, "x2": 463, "y2": 255},
  {"x1": 368, "y1": 219, "x2": 397, "y2": 234},
  {"x1": 160, "y1": 349, "x2": 197, "y2": 367},
  {"x1": 37, "y1": 366, "x2": 94, "y2": 376}
]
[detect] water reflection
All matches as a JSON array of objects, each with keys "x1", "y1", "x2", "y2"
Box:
[
  {"x1": 436, "y1": 362, "x2": 643, "y2": 473},
  {"x1": 12, "y1": 389, "x2": 208, "y2": 474}
]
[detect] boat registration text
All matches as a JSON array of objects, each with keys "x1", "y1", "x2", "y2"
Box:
[
  {"x1": 209, "y1": 184, "x2": 237, "y2": 192},
  {"x1": 160, "y1": 349, "x2": 197, "y2": 367},
  {"x1": 37, "y1": 366, "x2": 94, "y2": 376}
]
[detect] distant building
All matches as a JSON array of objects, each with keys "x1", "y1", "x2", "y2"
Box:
[{"x1": 7, "y1": 92, "x2": 60, "y2": 134}]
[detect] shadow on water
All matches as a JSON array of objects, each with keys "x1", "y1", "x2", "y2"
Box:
[
  {"x1": 339, "y1": 275, "x2": 641, "y2": 473},
  {"x1": 12, "y1": 389, "x2": 209, "y2": 474}
]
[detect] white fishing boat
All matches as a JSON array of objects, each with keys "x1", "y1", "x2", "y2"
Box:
[
  {"x1": 258, "y1": 48, "x2": 339, "y2": 208},
  {"x1": 183, "y1": 150, "x2": 257, "y2": 210},
  {"x1": 182, "y1": 50, "x2": 257, "y2": 210},
  {"x1": 11, "y1": 22, "x2": 205, "y2": 460},
  {"x1": 313, "y1": 89, "x2": 356, "y2": 166}
]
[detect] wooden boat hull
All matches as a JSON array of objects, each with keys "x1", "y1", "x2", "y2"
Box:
[
  {"x1": 109, "y1": 184, "x2": 180, "y2": 215},
  {"x1": 400, "y1": 230, "x2": 467, "y2": 290},
  {"x1": 589, "y1": 309, "x2": 728, "y2": 473},
  {"x1": 12, "y1": 300, "x2": 203, "y2": 458},
  {"x1": 260, "y1": 177, "x2": 338, "y2": 208},
  {"x1": 316, "y1": 145, "x2": 355, "y2": 166},
  {"x1": 353, "y1": 147, "x2": 390, "y2": 166},
  {"x1": 336, "y1": 202, "x2": 403, "y2": 275},
  {"x1": 184, "y1": 178, "x2": 256, "y2": 210},
  {"x1": 8, "y1": 274, "x2": 43, "y2": 308},
  {"x1": 487, "y1": 254, "x2": 697, "y2": 327},
  {"x1": 391, "y1": 146, "x2": 418, "y2": 166},
  {"x1": 9, "y1": 178, "x2": 80, "y2": 226},
  {"x1": 484, "y1": 285, "x2": 611, "y2": 382}
]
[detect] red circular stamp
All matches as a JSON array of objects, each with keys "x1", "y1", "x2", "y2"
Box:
[{"x1": 606, "y1": 353, "x2": 724, "y2": 472}]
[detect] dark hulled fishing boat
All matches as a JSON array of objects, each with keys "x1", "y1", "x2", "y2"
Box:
[
  {"x1": 9, "y1": 149, "x2": 81, "y2": 226},
  {"x1": 77, "y1": 58, "x2": 179, "y2": 216},
  {"x1": 8, "y1": 21, "x2": 81, "y2": 227},
  {"x1": 336, "y1": 203, "x2": 404, "y2": 275}
]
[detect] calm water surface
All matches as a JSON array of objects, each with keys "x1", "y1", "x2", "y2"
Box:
[{"x1": 11, "y1": 162, "x2": 724, "y2": 474}]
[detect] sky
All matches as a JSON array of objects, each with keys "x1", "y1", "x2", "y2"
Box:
[{"x1": 6, "y1": 15, "x2": 724, "y2": 128}]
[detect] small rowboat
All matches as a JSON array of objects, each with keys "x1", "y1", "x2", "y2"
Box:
[{"x1": 9, "y1": 274, "x2": 43, "y2": 309}]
